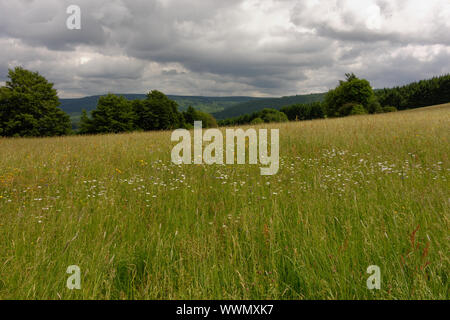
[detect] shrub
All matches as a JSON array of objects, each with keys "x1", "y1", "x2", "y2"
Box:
[
  {"x1": 250, "y1": 117, "x2": 264, "y2": 125},
  {"x1": 383, "y1": 106, "x2": 398, "y2": 113},
  {"x1": 182, "y1": 106, "x2": 217, "y2": 128},
  {"x1": 259, "y1": 108, "x2": 288, "y2": 123},
  {"x1": 350, "y1": 104, "x2": 368, "y2": 115},
  {"x1": 367, "y1": 96, "x2": 383, "y2": 114}
]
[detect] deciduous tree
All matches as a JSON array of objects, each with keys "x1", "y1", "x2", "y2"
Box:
[{"x1": 0, "y1": 67, "x2": 71, "y2": 137}]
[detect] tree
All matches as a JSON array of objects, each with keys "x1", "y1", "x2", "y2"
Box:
[
  {"x1": 78, "y1": 109, "x2": 92, "y2": 134},
  {"x1": 132, "y1": 99, "x2": 157, "y2": 131},
  {"x1": 280, "y1": 102, "x2": 326, "y2": 121},
  {"x1": 194, "y1": 110, "x2": 218, "y2": 128},
  {"x1": 367, "y1": 95, "x2": 383, "y2": 114},
  {"x1": 141, "y1": 90, "x2": 184, "y2": 130},
  {"x1": 182, "y1": 106, "x2": 197, "y2": 128},
  {"x1": 259, "y1": 108, "x2": 288, "y2": 123},
  {"x1": 218, "y1": 108, "x2": 288, "y2": 126},
  {"x1": 349, "y1": 104, "x2": 368, "y2": 115},
  {"x1": 250, "y1": 117, "x2": 264, "y2": 125},
  {"x1": 80, "y1": 90, "x2": 188, "y2": 134},
  {"x1": 375, "y1": 74, "x2": 450, "y2": 110},
  {"x1": 85, "y1": 94, "x2": 136, "y2": 134},
  {"x1": 0, "y1": 67, "x2": 71, "y2": 137},
  {"x1": 182, "y1": 106, "x2": 217, "y2": 128},
  {"x1": 325, "y1": 73, "x2": 375, "y2": 117}
]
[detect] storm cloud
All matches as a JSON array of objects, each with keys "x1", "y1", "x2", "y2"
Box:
[{"x1": 0, "y1": 0, "x2": 449, "y2": 97}]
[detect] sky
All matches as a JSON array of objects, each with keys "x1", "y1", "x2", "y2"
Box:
[{"x1": 0, "y1": 0, "x2": 449, "y2": 98}]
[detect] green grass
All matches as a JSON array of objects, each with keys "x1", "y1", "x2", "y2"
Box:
[{"x1": 0, "y1": 104, "x2": 449, "y2": 299}]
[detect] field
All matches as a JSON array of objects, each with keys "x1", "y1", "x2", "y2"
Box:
[{"x1": 0, "y1": 104, "x2": 448, "y2": 300}]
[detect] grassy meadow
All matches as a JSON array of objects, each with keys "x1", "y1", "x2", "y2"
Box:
[{"x1": 0, "y1": 104, "x2": 448, "y2": 300}]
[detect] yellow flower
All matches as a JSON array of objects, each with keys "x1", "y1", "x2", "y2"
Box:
[{"x1": 115, "y1": 168, "x2": 122, "y2": 174}]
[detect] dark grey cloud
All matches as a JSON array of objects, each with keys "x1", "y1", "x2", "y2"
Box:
[
  {"x1": 0, "y1": 0, "x2": 449, "y2": 98},
  {"x1": 0, "y1": 0, "x2": 107, "y2": 50}
]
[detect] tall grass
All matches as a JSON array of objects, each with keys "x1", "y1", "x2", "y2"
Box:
[{"x1": 0, "y1": 104, "x2": 448, "y2": 299}]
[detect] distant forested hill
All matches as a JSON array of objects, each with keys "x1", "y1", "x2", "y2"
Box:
[
  {"x1": 59, "y1": 94, "x2": 262, "y2": 128},
  {"x1": 60, "y1": 94, "x2": 260, "y2": 114},
  {"x1": 60, "y1": 94, "x2": 145, "y2": 114},
  {"x1": 212, "y1": 93, "x2": 326, "y2": 119}
]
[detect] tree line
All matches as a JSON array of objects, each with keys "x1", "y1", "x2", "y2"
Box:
[
  {"x1": 218, "y1": 108, "x2": 288, "y2": 126},
  {"x1": 375, "y1": 74, "x2": 450, "y2": 110},
  {"x1": 1, "y1": 66, "x2": 448, "y2": 137},
  {"x1": 222, "y1": 73, "x2": 450, "y2": 126},
  {"x1": 0, "y1": 67, "x2": 217, "y2": 137},
  {"x1": 78, "y1": 91, "x2": 217, "y2": 134},
  {"x1": 220, "y1": 73, "x2": 392, "y2": 126}
]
